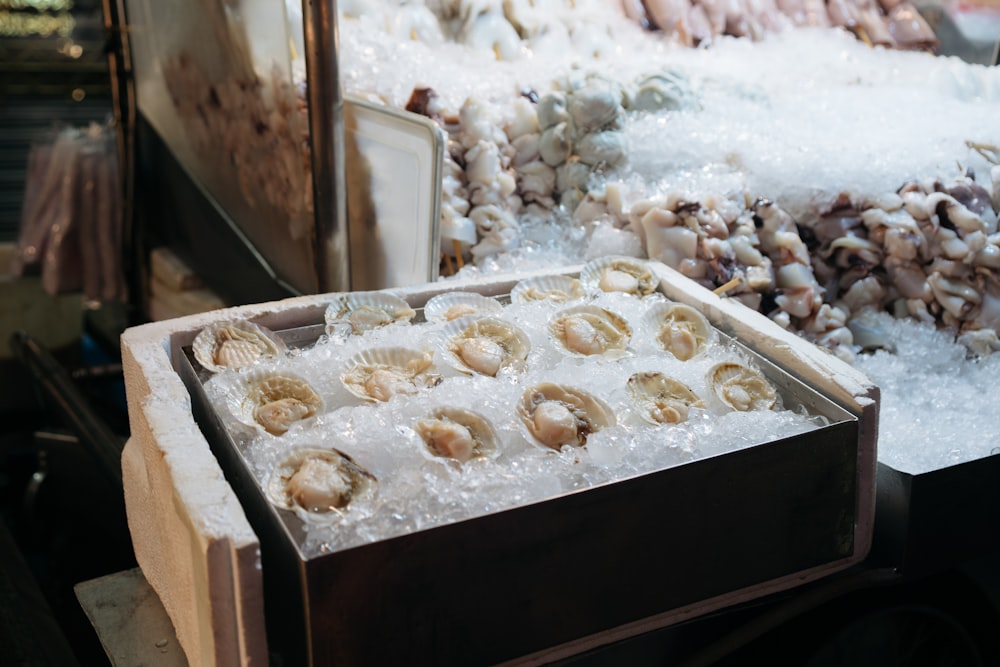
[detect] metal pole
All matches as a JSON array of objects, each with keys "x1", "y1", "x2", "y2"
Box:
[
  {"x1": 10, "y1": 331, "x2": 124, "y2": 488},
  {"x1": 302, "y1": 0, "x2": 350, "y2": 294}
]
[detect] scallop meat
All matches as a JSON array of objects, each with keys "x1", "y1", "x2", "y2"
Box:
[
  {"x1": 509, "y1": 275, "x2": 585, "y2": 304},
  {"x1": 423, "y1": 291, "x2": 503, "y2": 323},
  {"x1": 325, "y1": 291, "x2": 416, "y2": 336},
  {"x1": 580, "y1": 256, "x2": 658, "y2": 297},
  {"x1": 706, "y1": 361, "x2": 778, "y2": 412},
  {"x1": 192, "y1": 319, "x2": 286, "y2": 373},
  {"x1": 267, "y1": 448, "x2": 375, "y2": 516},
  {"x1": 517, "y1": 382, "x2": 615, "y2": 450},
  {"x1": 627, "y1": 371, "x2": 704, "y2": 425},
  {"x1": 644, "y1": 302, "x2": 713, "y2": 361},
  {"x1": 341, "y1": 347, "x2": 441, "y2": 403},
  {"x1": 238, "y1": 372, "x2": 322, "y2": 436},
  {"x1": 414, "y1": 407, "x2": 498, "y2": 463},
  {"x1": 549, "y1": 305, "x2": 631, "y2": 357},
  {"x1": 443, "y1": 316, "x2": 530, "y2": 376}
]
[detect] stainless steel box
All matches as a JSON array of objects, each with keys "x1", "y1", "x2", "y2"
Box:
[{"x1": 169, "y1": 264, "x2": 879, "y2": 665}]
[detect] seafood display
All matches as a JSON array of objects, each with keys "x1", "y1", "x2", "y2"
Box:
[
  {"x1": 199, "y1": 275, "x2": 824, "y2": 556},
  {"x1": 149, "y1": 1, "x2": 1000, "y2": 362}
]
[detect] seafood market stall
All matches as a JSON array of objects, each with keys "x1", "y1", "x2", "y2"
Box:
[
  {"x1": 112, "y1": 0, "x2": 1000, "y2": 664},
  {"x1": 121, "y1": 260, "x2": 878, "y2": 665}
]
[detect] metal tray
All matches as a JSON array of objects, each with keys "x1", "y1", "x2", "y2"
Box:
[{"x1": 172, "y1": 271, "x2": 873, "y2": 666}]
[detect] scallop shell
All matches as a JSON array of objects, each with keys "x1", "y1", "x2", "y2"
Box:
[
  {"x1": 706, "y1": 361, "x2": 778, "y2": 412},
  {"x1": 266, "y1": 448, "x2": 376, "y2": 515},
  {"x1": 237, "y1": 372, "x2": 322, "y2": 436},
  {"x1": 442, "y1": 316, "x2": 530, "y2": 376},
  {"x1": 517, "y1": 382, "x2": 615, "y2": 450},
  {"x1": 643, "y1": 302, "x2": 713, "y2": 361},
  {"x1": 580, "y1": 256, "x2": 658, "y2": 297},
  {"x1": 627, "y1": 372, "x2": 704, "y2": 425},
  {"x1": 423, "y1": 291, "x2": 503, "y2": 323},
  {"x1": 192, "y1": 320, "x2": 286, "y2": 373},
  {"x1": 325, "y1": 291, "x2": 416, "y2": 336},
  {"x1": 509, "y1": 275, "x2": 585, "y2": 304},
  {"x1": 549, "y1": 305, "x2": 631, "y2": 357},
  {"x1": 340, "y1": 347, "x2": 441, "y2": 403},
  {"x1": 414, "y1": 407, "x2": 498, "y2": 463}
]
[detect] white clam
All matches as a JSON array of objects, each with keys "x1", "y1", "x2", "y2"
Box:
[
  {"x1": 267, "y1": 448, "x2": 375, "y2": 516},
  {"x1": 325, "y1": 291, "x2": 415, "y2": 336},
  {"x1": 192, "y1": 320, "x2": 286, "y2": 373},
  {"x1": 643, "y1": 302, "x2": 713, "y2": 361},
  {"x1": 237, "y1": 372, "x2": 322, "y2": 436},
  {"x1": 517, "y1": 382, "x2": 615, "y2": 450},
  {"x1": 549, "y1": 305, "x2": 631, "y2": 357},
  {"x1": 509, "y1": 275, "x2": 585, "y2": 304},
  {"x1": 627, "y1": 372, "x2": 704, "y2": 425},
  {"x1": 424, "y1": 291, "x2": 503, "y2": 323},
  {"x1": 707, "y1": 361, "x2": 778, "y2": 412},
  {"x1": 414, "y1": 407, "x2": 498, "y2": 463},
  {"x1": 581, "y1": 256, "x2": 657, "y2": 296},
  {"x1": 341, "y1": 347, "x2": 440, "y2": 403},
  {"x1": 443, "y1": 316, "x2": 530, "y2": 376}
]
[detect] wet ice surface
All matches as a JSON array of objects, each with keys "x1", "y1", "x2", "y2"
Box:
[
  {"x1": 850, "y1": 313, "x2": 1000, "y2": 475},
  {"x1": 203, "y1": 289, "x2": 825, "y2": 558}
]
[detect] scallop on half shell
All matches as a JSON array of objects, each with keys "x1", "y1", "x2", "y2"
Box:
[
  {"x1": 414, "y1": 407, "x2": 498, "y2": 463},
  {"x1": 325, "y1": 291, "x2": 415, "y2": 336},
  {"x1": 193, "y1": 320, "x2": 286, "y2": 373},
  {"x1": 442, "y1": 316, "x2": 530, "y2": 376},
  {"x1": 580, "y1": 256, "x2": 658, "y2": 297},
  {"x1": 706, "y1": 361, "x2": 778, "y2": 412},
  {"x1": 237, "y1": 372, "x2": 323, "y2": 436},
  {"x1": 340, "y1": 347, "x2": 441, "y2": 403},
  {"x1": 644, "y1": 302, "x2": 713, "y2": 361},
  {"x1": 509, "y1": 275, "x2": 585, "y2": 304},
  {"x1": 627, "y1": 372, "x2": 704, "y2": 425},
  {"x1": 266, "y1": 448, "x2": 375, "y2": 516},
  {"x1": 517, "y1": 382, "x2": 615, "y2": 450},
  {"x1": 549, "y1": 305, "x2": 631, "y2": 357},
  {"x1": 423, "y1": 291, "x2": 503, "y2": 323}
]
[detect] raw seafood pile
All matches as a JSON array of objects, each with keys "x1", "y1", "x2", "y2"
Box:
[
  {"x1": 154, "y1": 1, "x2": 1000, "y2": 358},
  {"x1": 197, "y1": 257, "x2": 826, "y2": 555}
]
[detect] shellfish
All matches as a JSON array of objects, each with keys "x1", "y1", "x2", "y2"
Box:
[
  {"x1": 581, "y1": 256, "x2": 658, "y2": 296},
  {"x1": 325, "y1": 291, "x2": 415, "y2": 336},
  {"x1": 509, "y1": 275, "x2": 585, "y2": 304},
  {"x1": 423, "y1": 291, "x2": 503, "y2": 323},
  {"x1": 644, "y1": 302, "x2": 712, "y2": 361},
  {"x1": 517, "y1": 382, "x2": 615, "y2": 450},
  {"x1": 192, "y1": 320, "x2": 286, "y2": 373},
  {"x1": 707, "y1": 361, "x2": 778, "y2": 412},
  {"x1": 414, "y1": 407, "x2": 498, "y2": 462},
  {"x1": 627, "y1": 372, "x2": 704, "y2": 425},
  {"x1": 443, "y1": 316, "x2": 530, "y2": 376},
  {"x1": 341, "y1": 347, "x2": 441, "y2": 402},
  {"x1": 239, "y1": 373, "x2": 322, "y2": 435},
  {"x1": 550, "y1": 305, "x2": 631, "y2": 356},
  {"x1": 267, "y1": 448, "x2": 375, "y2": 515}
]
